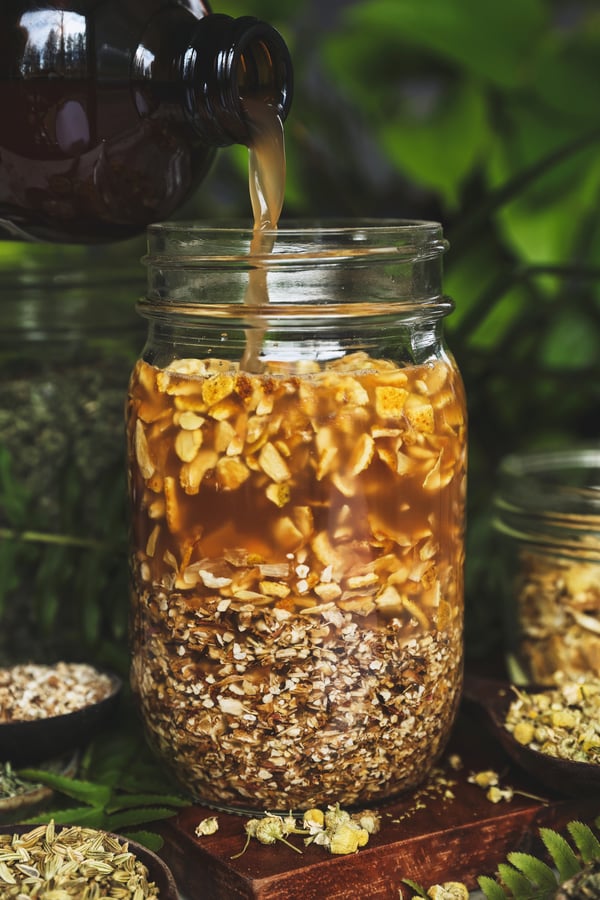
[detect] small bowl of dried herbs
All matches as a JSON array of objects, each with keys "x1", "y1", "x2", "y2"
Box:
[
  {"x1": 463, "y1": 674, "x2": 600, "y2": 797},
  {"x1": 0, "y1": 661, "x2": 122, "y2": 765},
  {"x1": 0, "y1": 753, "x2": 78, "y2": 824},
  {"x1": 0, "y1": 821, "x2": 179, "y2": 899}
]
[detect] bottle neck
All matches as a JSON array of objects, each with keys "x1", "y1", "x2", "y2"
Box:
[
  {"x1": 184, "y1": 14, "x2": 292, "y2": 147},
  {"x1": 135, "y1": 12, "x2": 293, "y2": 148}
]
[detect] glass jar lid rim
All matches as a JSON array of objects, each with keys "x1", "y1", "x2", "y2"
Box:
[
  {"x1": 496, "y1": 446, "x2": 600, "y2": 515},
  {"x1": 144, "y1": 218, "x2": 448, "y2": 267},
  {"x1": 147, "y1": 217, "x2": 444, "y2": 236}
]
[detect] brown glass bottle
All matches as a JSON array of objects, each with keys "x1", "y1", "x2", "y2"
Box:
[{"x1": 0, "y1": 2, "x2": 293, "y2": 243}]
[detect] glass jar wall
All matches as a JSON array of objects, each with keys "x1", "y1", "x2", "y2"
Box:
[
  {"x1": 494, "y1": 447, "x2": 600, "y2": 685},
  {"x1": 127, "y1": 221, "x2": 467, "y2": 812},
  {"x1": 0, "y1": 244, "x2": 144, "y2": 664}
]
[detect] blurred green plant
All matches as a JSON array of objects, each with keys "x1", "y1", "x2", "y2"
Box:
[{"x1": 0, "y1": 245, "x2": 144, "y2": 667}]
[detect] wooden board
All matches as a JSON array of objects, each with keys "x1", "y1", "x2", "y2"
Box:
[{"x1": 156, "y1": 704, "x2": 600, "y2": 899}]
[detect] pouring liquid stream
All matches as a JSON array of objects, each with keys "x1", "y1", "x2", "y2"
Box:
[{"x1": 241, "y1": 95, "x2": 286, "y2": 372}]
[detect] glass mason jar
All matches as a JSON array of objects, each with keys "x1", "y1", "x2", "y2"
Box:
[
  {"x1": 0, "y1": 243, "x2": 144, "y2": 665},
  {"x1": 493, "y1": 447, "x2": 600, "y2": 686},
  {"x1": 127, "y1": 221, "x2": 467, "y2": 812}
]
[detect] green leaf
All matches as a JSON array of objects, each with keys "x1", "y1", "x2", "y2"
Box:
[
  {"x1": 105, "y1": 792, "x2": 188, "y2": 813},
  {"x1": 540, "y1": 828, "x2": 581, "y2": 882},
  {"x1": 0, "y1": 540, "x2": 19, "y2": 619},
  {"x1": 539, "y1": 309, "x2": 599, "y2": 371},
  {"x1": 378, "y1": 78, "x2": 489, "y2": 207},
  {"x1": 497, "y1": 862, "x2": 536, "y2": 897},
  {"x1": 0, "y1": 445, "x2": 30, "y2": 524},
  {"x1": 338, "y1": 0, "x2": 546, "y2": 88},
  {"x1": 567, "y1": 821, "x2": 600, "y2": 865},
  {"x1": 18, "y1": 771, "x2": 112, "y2": 808},
  {"x1": 122, "y1": 830, "x2": 165, "y2": 852},
  {"x1": 531, "y1": 35, "x2": 600, "y2": 120},
  {"x1": 104, "y1": 807, "x2": 180, "y2": 830},
  {"x1": 478, "y1": 875, "x2": 509, "y2": 900},
  {"x1": 24, "y1": 806, "x2": 110, "y2": 827},
  {"x1": 506, "y1": 852, "x2": 558, "y2": 892}
]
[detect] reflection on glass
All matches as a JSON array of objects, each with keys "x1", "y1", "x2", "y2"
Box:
[{"x1": 18, "y1": 10, "x2": 86, "y2": 75}]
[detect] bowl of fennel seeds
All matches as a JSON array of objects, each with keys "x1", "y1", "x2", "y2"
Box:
[{"x1": 0, "y1": 821, "x2": 179, "y2": 899}]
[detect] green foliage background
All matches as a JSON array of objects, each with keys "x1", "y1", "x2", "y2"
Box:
[{"x1": 0, "y1": 0, "x2": 599, "y2": 664}]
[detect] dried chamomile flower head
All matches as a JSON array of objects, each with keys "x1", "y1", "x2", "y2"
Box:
[
  {"x1": 324, "y1": 802, "x2": 351, "y2": 831},
  {"x1": 467, "y1": 769, "x2": 499, "y2": 788},
  {"x1": 486, "y1": 785, "x2": 514, "y2": 804},
  {"x1": 447, "y1": 754, "x2": 463, "y2": 771},
  {"x1": 353, "y1": 810, "x2": 381, "y2": 835},
  {"x1": 303, "y1": 808, "x2": 325, "y2": 831},
  {"x1": 231, "y1": 804, "x2": 382, "y2": 858},
  {"x1": 427, "y1": 882, "x2": 470, "y2": 900},
  {"x1": 195, "y1": 816, "x2": 219, "y2": 836},
  {"x1": 328, "y1": 822, "x2": 369, "y2": 855},
  {"x1": 504, "y1": 677, "x2": 600, "y2": 765}
]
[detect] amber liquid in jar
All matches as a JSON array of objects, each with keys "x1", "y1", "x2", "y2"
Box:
[
  {"x1": 128, "y1": 349, "x2": 466, "y2": 810},
  {"x1": 128, "y1": 94, "x2": 466, "y2": 811}
]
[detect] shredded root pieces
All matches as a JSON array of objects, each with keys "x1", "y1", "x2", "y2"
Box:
[
  {"x1": 0, "y1": 662, "x2": 114, "y2": 723},
  {"x1": 127, "y1": 352, "x2": 466, "y2": 809}
]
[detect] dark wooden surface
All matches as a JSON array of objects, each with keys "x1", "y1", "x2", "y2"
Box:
[{"x1": 157, "y1": 704, "x2": 600, "y2": 899}]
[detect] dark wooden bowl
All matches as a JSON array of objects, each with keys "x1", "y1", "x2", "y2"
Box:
[
  {"x1": 0, "y1": 672, "x2": 122, "y2": 765},
  {"x1": 0, "y1": 824, "x2": 179, "y2": 899},
  {"x1": 463, "y1": 674, "x2": 600, "y2": 798}
]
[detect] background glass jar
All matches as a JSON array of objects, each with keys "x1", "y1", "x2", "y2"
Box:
[
  {"x1": 0, "y1": 244, "x2": 144, "y2": 666},
  {"x1": 493, "y1": 447, "x2": 600, "y2": 685},
  {"x1": 127, "y1": 221, "x2": 467, "y2": 812}
]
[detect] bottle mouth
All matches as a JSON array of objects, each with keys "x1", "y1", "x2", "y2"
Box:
[
  {"x1": 231, "y1": 17, "x2": 293, "y2": 127},
  {"x1": 187, "y1": 14, "x2": 293, "y2": 147}
]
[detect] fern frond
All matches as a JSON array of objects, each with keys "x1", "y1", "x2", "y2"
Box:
[
  {"x1": 497, "y1": 862, "x2": 536, "y2": 897},
  {"x1": 540, "y1": 828, "x2": 580, "y2": 882},
  {"x1": 478, "y1": 875, "x2": 509, "y2": 900},
  {"x1": 566, "y1": 821, "x2": 600, "y2": 864},
  {"x1": 506, "y1": 852, "x2": 558, "y2": 892}
]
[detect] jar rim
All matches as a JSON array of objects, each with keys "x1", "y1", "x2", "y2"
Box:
[
  {"x1": 493, "y1": 446, "x2": 600, "y2": 559},
  {"x1": 147, "y1": 217, "x2": 444, "y2": 235},
  {"x1": 497, "y1": 446, "x2": 600, "y2": 515},
  {"x1": 144, "y1": 218, "x2": 448, "y2": 266}
]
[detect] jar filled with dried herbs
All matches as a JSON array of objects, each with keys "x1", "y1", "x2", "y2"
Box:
[
  {"x1": 127, "y1": 221, "x2": 468, "y2": 812},
  {"x1": 493, "y1": 447, "x2": 600, "y2": 685},
  {"x1": 0, "y1": 244, "x2": 145, "y2": 664}
]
